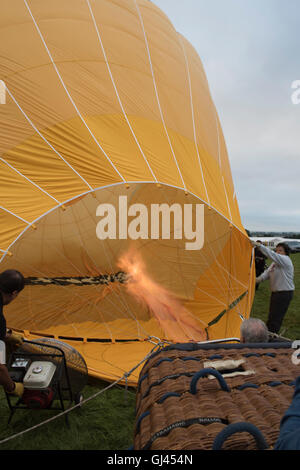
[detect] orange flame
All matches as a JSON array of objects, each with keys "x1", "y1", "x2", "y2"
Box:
[{"x1": 118, "y1": 248, "x2": 207, "y2": 342}]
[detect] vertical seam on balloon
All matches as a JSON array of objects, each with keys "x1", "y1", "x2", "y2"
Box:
[
  {"x1": 178, "y1": 36, "x2": 233, "y2": 293},
  {"x1": 5, "y1": 84, "x2": 93, "y2": 191},
  {"x1": 23, "y1": 0, "x2": 126, "y2": 184},
  {"x1": 179, "y1": 35, "x2": 210, "y2": 205},
  {"x1": 133, "y1": 0, "x2": 187, "y2": 191},
  {"x1": 86, "y1": 0, "x2": 157, "y2": 183},
  {"x1": 0, "y1": 157, "x2": 61, "y2": 204}
]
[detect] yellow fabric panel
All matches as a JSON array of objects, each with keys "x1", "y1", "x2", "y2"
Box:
[
  {"x1": 0, "y1": 210, "x2": 28, "y2": 253},
  {"x1": 207, "y1": 290, "x2": 252, "y2": 341},
  {"x1": 0, "y1": 116, "x2": 242, "y2": 254},
  {"x1": 192, "y1": 226, "x2": 254, "y2": 340},
  {"x1": 16, "y1": 332, "x2": 155, "y2": 387},
  {"x1": 179, "y1": 37, "x2": 221, "y2": 168}
]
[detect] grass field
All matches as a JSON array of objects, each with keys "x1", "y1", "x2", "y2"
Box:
[{"x1": 0, "y1": 254, "x2": 299, "y2": 450}]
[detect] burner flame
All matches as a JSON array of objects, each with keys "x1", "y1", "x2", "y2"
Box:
[{"x1": 118, "y1": 249, "x2": 207, "y2": 342}]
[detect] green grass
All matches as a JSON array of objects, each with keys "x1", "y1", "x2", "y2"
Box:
[
  {"x1": 0, "y1": 380, "x2": 136, "y2": 450},
  {"x1": 0, "y1": 254, "x2": 299, "y2": 450}
]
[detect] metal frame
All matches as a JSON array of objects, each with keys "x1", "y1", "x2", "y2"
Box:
[{"x1": 5, "y1": 340, "x2": 73, "y2": 425}]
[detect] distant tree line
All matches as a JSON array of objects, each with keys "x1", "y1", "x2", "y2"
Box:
[{"x1": 246, "y1": 230, "x2": 300, "y2": 239}]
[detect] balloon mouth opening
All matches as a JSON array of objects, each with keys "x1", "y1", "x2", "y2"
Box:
[{"x1": 2, "y1": 182, "x2": 237, "y2": 344}]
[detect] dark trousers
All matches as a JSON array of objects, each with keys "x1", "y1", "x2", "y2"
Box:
[{"x1": 267, "y1": 291, "x2": 294, "y2": 334}]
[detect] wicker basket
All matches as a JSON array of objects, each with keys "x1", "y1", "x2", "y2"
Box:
[{"x1": 134, "y1": 342, "x2": 299, "y2": 450}]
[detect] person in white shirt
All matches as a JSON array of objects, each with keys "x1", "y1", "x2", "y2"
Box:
[{"x1": 254, "y1": 242, "x2": 295, "y2": 334}]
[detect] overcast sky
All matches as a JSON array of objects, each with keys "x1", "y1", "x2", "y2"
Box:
[{"x1": 152, "y1": 0, "x2": 300, "y2": 232}]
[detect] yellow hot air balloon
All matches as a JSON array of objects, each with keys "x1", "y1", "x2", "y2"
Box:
[{"x1": 0, "y1": 0, "x2": 255, "y2": 386}]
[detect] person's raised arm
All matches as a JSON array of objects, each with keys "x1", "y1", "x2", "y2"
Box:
[{"x1": 257, "y1": 244, "x2": 290, "y2": 268}]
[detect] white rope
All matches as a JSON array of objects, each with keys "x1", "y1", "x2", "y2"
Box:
[
  {"x1": 133, "y1": 0, "x2": 187, "y2": 191},
  {"x1": 4, "y1": 84, "x2": 93, "y2": 191},
  {"x1": 86, "y1": 0, "x2": 157, "y2": 183},
  {"x1": 176, "y1": 35, "x2": 236, "y2": 298},
  {"x1": 176, "y1": 36, "x2": 237, "y2": 303},
  {"x1": 0, "y1": 340, "x2": 162, "y2": 446},
  {"x1": 0, "y1": 205, "x2": 32, "y2": 226},
  {"x1": 0, "y1": 375, "x2": 124, "y2": 446},
  {"x1": 195, "y1": 286, "x2": 228, "y2": 307},
  {"x1": 0, "y1": 157, "x2": 61, "y2": 204},
  {"x1": 213, "y1": 254, "x2": 248, "y2": 290},
  {"x1": 23, "y1": 0, "x2": 126, "y2": 184}
]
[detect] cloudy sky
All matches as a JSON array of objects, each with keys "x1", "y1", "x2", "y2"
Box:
[{"x1": 152, "y1": 0, "x2": 300, "y2": 232}]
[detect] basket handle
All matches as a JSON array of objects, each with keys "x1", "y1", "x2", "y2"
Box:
[
  {"x1": 212, "y1": 422, "x2": 269, "y2": 450},
  {"x1": 190, "y1": 368, "x2": 230, "y2": 394}
]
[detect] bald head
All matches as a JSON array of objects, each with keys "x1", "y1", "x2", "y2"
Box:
[{"x1": 240, "y1": 318, "x2": 269, "y2": 343}]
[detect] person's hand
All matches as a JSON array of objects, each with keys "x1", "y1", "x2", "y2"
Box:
[
  {"x1": 6, "y1": 331, "x2": 24, "y2": 348},
  {"x1": 7, "y1": 382, "x2": 24, "y2": 398}
]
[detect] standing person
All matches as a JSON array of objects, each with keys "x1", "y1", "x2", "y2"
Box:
[
  {"x1": 254, "y1": 242, "x2": 295, "y2": 334},
  {"x1": 254, "y1": 241, "x2": 267, "y2": 291},
  {"x1": 0, "y1": 269, "x2": 25, "y2": 396}
]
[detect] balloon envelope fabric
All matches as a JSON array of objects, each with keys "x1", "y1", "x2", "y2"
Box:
[{"x1": 0, "y1": 0, "x2": 254, "y2": 385}]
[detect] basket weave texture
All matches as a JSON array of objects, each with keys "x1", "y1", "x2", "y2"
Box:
[{"x1": 134, "y1": 344, "x2": 300, "y2": 450}]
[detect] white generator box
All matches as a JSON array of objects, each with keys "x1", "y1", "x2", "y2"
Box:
[{"x1": 23, "y1": 361, "x2": 56, "y2": 390}]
